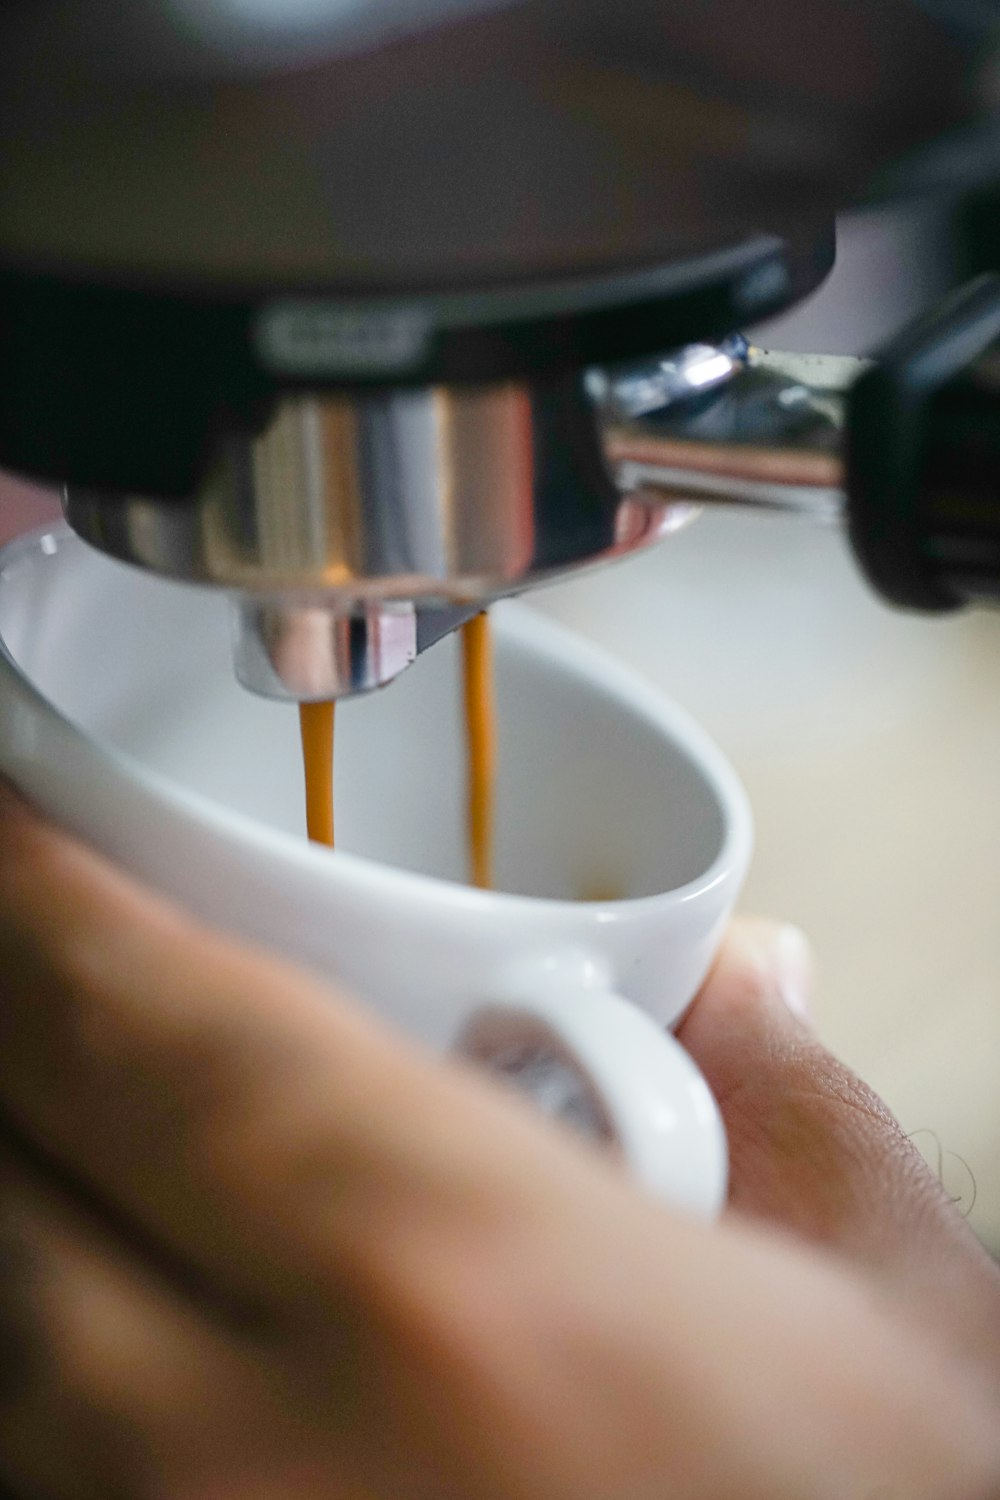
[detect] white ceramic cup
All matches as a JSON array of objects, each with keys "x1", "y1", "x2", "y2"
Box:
[{"x1": 0, "y1": 526, "x2": 752, "y2": 1217}]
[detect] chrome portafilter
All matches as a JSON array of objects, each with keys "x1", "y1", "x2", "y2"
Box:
[
  {"x1": 64, "y1": 273, "x2": 1000, "y2": 700},
  {"x1": 63, "y1": 373, "x2": 701, "y2": 700},
  {"x1": 54, "y1": 333, "x2": 866, "y2": 703},
  {"x1": 49, "y1": 233, "x2": 838, "y2": 701}
]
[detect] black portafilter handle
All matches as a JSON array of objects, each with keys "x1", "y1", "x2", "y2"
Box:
[{"x1": 847, "y1": 274, "x2": 1000, "y2": 613}]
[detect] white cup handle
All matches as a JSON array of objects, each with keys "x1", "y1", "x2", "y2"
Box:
[{"x1": 453, "y1": 981, "x2": 727, "y2": 1220}]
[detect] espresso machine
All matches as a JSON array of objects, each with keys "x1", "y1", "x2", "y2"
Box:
[{"x1": 2, "y1": 0, "x2": 1000, "y2": 701}]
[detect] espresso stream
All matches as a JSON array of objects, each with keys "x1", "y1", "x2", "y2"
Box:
[
  {"x1": 300, "y1": 614, "x2": 496, "y2": 888},
  {"x1": 460, "y1": 612, "x2": 496, "y2": 890},
  {"x1": 299, "y1": 701, "x2": 336, "y2": 848}
]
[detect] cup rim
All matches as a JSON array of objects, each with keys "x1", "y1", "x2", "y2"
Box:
[{"x1": 0, "y1": 523, "x2": 753, "y2": 917}]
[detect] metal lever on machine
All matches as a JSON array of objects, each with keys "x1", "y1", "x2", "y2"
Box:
[
  {"x1": 598, "y1": 338, "x2": 855, "y2": 526},
  {"x1": 600, "y1": 275, "x2": 1000, "y2": 614}
]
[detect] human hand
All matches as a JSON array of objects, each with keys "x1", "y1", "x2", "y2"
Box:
[
  {"x1": 0, "y1": 475, "x2": 61, "y2": 547},
  {"x1": 0, "y1": 787, "x2": 997, "y2": 1500}
]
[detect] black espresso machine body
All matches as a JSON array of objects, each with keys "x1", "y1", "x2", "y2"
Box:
[{"x1": 2, "y1": 0, "x2": 1000, "y2": 698}]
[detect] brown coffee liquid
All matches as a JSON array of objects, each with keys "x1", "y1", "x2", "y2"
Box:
[
  {"x1": 299, "y1": 701, "x2": 335, "y2": 847},
  {"x1": 298, "y1": 615, "x2": 496, "y2": 886},
  {"x1": 461, "y1": 611, "x2": 496, "y2": 890}
]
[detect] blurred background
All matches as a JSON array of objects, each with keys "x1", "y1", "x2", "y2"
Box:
[
  {"x1": 3, "y1": 201, "x2": 1000, "y2": 1252},
  {"x1": 532, "y1": 199, "x2": 1000, "y2": 1255}
]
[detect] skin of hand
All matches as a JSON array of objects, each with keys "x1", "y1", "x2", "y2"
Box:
[
  {"x1": 0, "y1": 787, "x2": 997, "y2": 1500},
  {"x1": 0, "y1": 477, "x2": 61, "y2": 547}
]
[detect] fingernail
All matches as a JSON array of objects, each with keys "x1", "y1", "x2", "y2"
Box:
[{"x1": 772, "y1": 925, "x2": 815, "y2": 1025}]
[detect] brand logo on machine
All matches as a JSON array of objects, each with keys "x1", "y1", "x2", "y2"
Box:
[{"x1": 254, "y1": 299, "x2": 433, "y2": 376}]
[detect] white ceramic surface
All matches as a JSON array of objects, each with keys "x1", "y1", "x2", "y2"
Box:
[{"x1": 0, "y1": 526, "x2": 752, "y2": 1216}]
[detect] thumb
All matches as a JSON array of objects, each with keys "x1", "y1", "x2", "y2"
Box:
[{"x1": 677, "y1": 918, "x2": 1000, "y2": 1380}]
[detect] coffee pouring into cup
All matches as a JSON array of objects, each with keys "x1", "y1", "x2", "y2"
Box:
[
  {"x1": 0, "y1": 526, "x2": 747, "y2": 1215},
  {"x1": 0, "y1": 0, "x2": 999, "y2": 1211}
]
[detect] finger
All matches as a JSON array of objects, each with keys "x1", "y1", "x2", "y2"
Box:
[
  {"x1": 0, "y1": 1135, "x2": 253, "y2": 1499},
  {"x1": 0, "y1": 801, "x2": 994, "y2": 1500},
  {"x1": 677, "y1": 917, "x2": 1000, "y2": 1375},
  {"x1": 0, "y1": 1126, "x2": 363, "y2": 1500},
  {"x1": 0, "y1": 781, "x2": 379, "y2": 1307},
  {"x1": 0, "y1": 786, "x2": 600, "y2": 1317}
]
